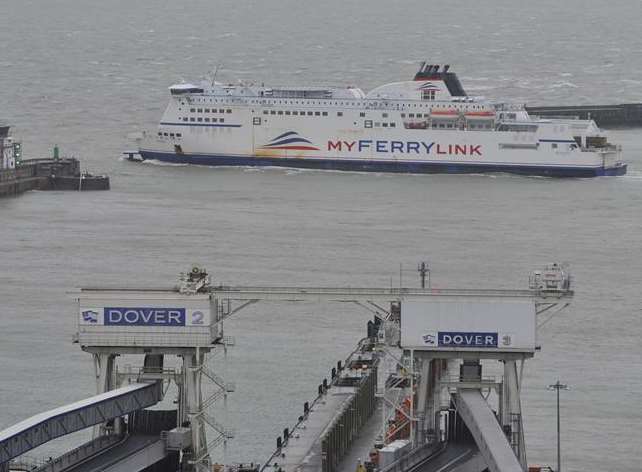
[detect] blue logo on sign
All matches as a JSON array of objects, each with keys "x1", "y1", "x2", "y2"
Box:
[
  {"x1": 104, "y1": 307, "x2": 186, "y2": 326},
  {"x1": 422, "y1": 333, "x2": 436, "y2": 345},
  {"x1": 438, "y1": 332, "x2": 498, "y2": 348},
  {"x1": 82, "y1": 310, "x2": 99, "y2": 323}
]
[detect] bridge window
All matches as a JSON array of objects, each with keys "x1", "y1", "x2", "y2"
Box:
[{"x1": 337, "y1": 112, "x2": 343, "y2": 117}]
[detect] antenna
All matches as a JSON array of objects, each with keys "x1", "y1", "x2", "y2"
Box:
[
  {"x1": 417, "y1": 261, "x2": 430, "y2": 289},
  {"x1": 211, "y1": 64, "x2": 222, "y2": 86}
]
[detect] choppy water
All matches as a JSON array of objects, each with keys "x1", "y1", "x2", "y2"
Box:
[{"x1": 1, "y1": 1, "x2": 641, "y2": 471}]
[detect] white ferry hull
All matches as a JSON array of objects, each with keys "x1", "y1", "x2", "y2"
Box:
[{"x1": 138, "y1": 148, "x2": 626, "y2": 177}]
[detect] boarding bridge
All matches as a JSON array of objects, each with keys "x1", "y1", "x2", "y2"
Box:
[
  {"x1": 0, "y1": 383, "x2": 161, "y2": 465},
  {"x1": 34, "y1": 435, "x2": 169, "y2": 472},
  {"x1": 455, "y1": 390, "x2": 522, "y2": 472}
]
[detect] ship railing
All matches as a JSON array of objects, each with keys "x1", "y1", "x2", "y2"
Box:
[
  {"x1": 187, "y1": 93, "x2": 497, "y2": 111},
  {"x1": 258, "y1": 337, "x2": 371, "y2": 472},
  {"x1": 494, "y1": 102, "x2": 526, "y2": 111}
]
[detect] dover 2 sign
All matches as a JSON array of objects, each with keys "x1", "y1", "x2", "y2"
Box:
[
  {"x1": 401, "y1": 299, "x2": 536, "y2": 352},
  {"x1": 79, "y1": 307, "x2": 208, "y2": 327}
]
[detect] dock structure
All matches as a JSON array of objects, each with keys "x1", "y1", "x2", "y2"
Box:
[
  {"x1": 247, "y1": 264, "x2": 572, "y2": 472},
  {"x1": 0, "y1": 125, "x2": 109, "y2": 197},
  {"x1": 525, "y1": 103, "x2": 642, "y2": 127},
  {"x1": 1, "y1": 264, "x2": 571, "y2": 472}
]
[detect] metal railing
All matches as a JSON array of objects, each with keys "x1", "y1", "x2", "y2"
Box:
[
  {"x1": 259, "y1": 338, "x2": 371, "y2": 472},
  {"x1": 378, "y1": 442, "x2": 445, "y2": 472}
]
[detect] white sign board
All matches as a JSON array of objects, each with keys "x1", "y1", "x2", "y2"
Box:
[
  {"x1": 79, "y1": 305, "x2": 211, "y2": 327},
  {"x1": 76, "y1": 291, "x2": 217, "y2": 348},
  {"x1": 401, "y1": 299, "x2": 536, "y2": 352}
]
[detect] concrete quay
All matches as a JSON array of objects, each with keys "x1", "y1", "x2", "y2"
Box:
[{"x1": 0, "y1": 158, "x2": 109, "y2": 197}]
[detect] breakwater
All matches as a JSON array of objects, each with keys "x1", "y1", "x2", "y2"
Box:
[
  {"x1": 525, "y1": 103, "x2": 642, "y2": 127},
  {"x1": 0, "y1": 158, "x2": 109, "y2": 197}
]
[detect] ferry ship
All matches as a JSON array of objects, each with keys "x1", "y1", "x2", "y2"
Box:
[{"x1": 138, "y1": 63, "x2": 627, "y2": 177}]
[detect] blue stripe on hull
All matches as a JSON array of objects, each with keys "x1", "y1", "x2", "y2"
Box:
[{"x1": 138, "y1": 151, "x2": 627, "y2": 178}]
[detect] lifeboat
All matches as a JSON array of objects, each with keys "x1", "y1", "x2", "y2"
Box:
[
  {"x1": 464, "y1": 110, "x2": 495, "y2": 119},
  {"x1": 430, "y1": 109, "x2": 459, "y2": 117}
]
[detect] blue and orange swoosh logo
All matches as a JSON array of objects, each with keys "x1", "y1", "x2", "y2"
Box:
[
  {"x1": 417, "y1": 82, "x2": 439, "y2": 91},
  {"x1": 261, "y1": 131, "x2": 319, "y2": 151}
]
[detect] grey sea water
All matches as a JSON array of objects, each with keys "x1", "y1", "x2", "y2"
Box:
[{"x1": 1, "y1": 1, "x2": 641, "y2": 471}]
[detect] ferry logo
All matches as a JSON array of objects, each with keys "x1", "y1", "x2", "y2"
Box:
[
  {"x1": 262, "y1": 131, "x2": 320, "y2": 151},
  {"x1": 422, "y1": 333, "x2": 436, "y2": 345},
  {"x1": 81, "y1": 310, "x2": 99, "y2": 323},
  {"x1": 328, "y1": 139, "x2": 482, "y2": 156},
  {"x1": 417, "y1": 82, "x2": 439, "y2": 91}
]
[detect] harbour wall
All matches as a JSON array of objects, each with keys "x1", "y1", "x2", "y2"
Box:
[
  {"x1": 0, "y1": 159, "x2": 109, "y2": 197},
  {"x1": 525, "y1": 103, "x2": 642, "y2": 127}
]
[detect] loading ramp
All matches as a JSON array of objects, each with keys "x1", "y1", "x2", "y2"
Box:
[
  {"x1": 454, "y1": 390, "x2": 522, "y2": 472},
  {"x1": 0, "y1": 382, "x2": 162, "y2": 465}
]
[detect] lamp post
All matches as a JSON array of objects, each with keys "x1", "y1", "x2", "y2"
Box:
[{"x1": 547, "y1": 380, "x2": 569, "y2": 472}]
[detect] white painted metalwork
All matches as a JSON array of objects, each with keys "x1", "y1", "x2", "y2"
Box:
[{"x1": 0, "y1": 383, "x2": 162, "y2": 465}]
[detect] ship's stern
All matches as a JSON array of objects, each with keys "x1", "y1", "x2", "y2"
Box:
[{"x1": 598, "y1": 147, "x2": 627, "y2": 176}]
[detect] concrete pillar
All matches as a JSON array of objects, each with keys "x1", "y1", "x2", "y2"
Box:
[
  {"x1": 415, "y1": 358, "x2": 432, "y2": 444},
  {"x1": 503, "y1": 360, "x2": 527, "y2": 469},
  {"x1": 182, "y1": 350, "x2": 210, "y2": 471},
  {"x1": 93, "y1": 353, "x2": 116, "y2": 437}
]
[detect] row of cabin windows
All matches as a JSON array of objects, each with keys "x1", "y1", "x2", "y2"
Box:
[
  {"x1": 158, "y1": 132, "x2": 183, "y2": 138},
  {"x1": 184, "y1": 98, "x2": 487, "y2": 111},
  {"x1": 364, "y1": 121, "x2": 397, "y2": 128},
  {"x1": 189, "y1": 108, "x2": 232, "y2": 114},
  {"x1": 262, "y1": 110, "x2": 330, "y2": 117},
  {"x1": 181, "y1": 117, "x2": 225, "y2": 123}
]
